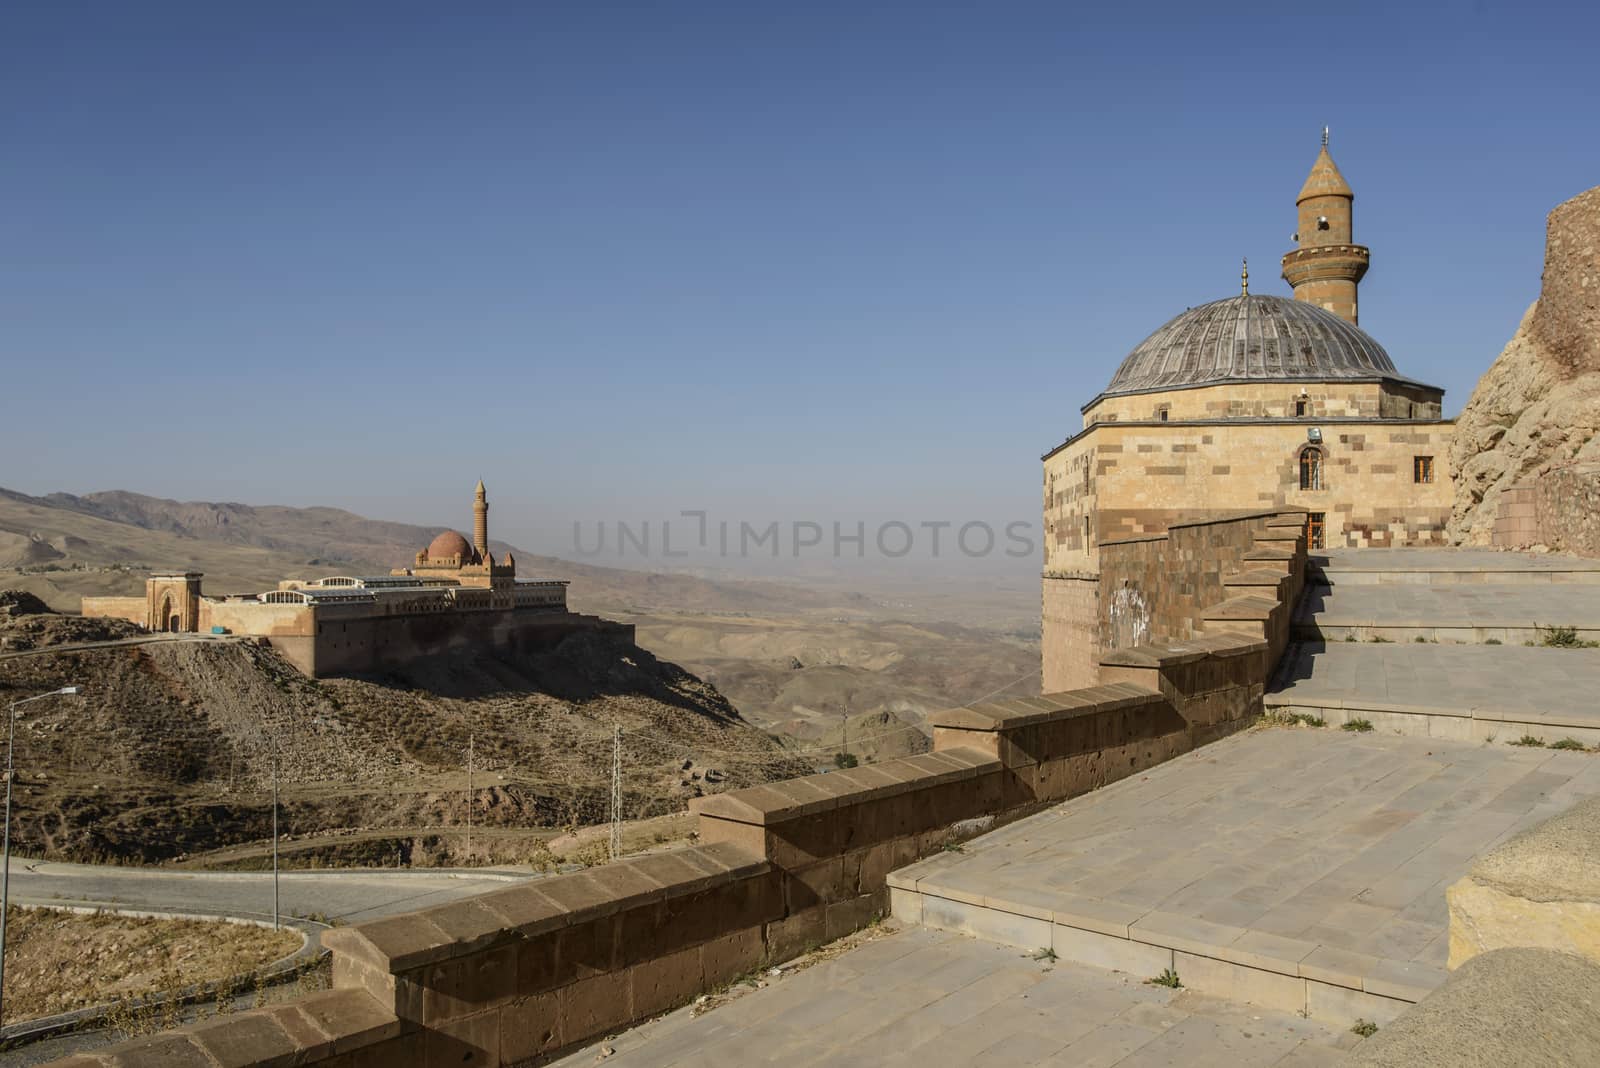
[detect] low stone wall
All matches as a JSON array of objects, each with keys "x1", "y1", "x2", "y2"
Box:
[
  {"x1": 1447, "y1": 795, "x2": 1600, "y2": 969},
  {"x1": 1493, "y1": 463, "x2": 1600, "y2": 556},
  {"x1": 78, "y1": 595, "x2": 147, "y2": 626},
  {"x1": 49, "y1": 517, "x2": 1306, "y2": 1068}
]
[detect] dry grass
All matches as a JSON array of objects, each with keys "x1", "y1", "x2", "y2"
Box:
[{"x1": 1, "y1": 907, "x2": 300, "y2": 1025}]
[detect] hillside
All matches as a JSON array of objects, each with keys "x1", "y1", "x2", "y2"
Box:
[
  {"x1": 0, "y1": 486, "x2": 1042, "y2": 753},
  {"x1": 0, "y1": 617, "x2": 809, "y2": 865}
]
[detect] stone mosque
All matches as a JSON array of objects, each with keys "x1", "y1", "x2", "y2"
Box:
[{"x1": 1041, "y1": 134, "x2": 1456, "y2": 687}]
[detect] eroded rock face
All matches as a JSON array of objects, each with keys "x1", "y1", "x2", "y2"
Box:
[{"x1": 1448, "y1": 186, "x2": 1600, "y2": 545}]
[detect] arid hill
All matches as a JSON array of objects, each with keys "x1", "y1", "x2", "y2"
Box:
[
  {"x1": 0, "y1": 612, "x2": 809, "y2": 866},
  {"x1": 1449, "y1": 186, "x2": 1600, "y2": 546}
]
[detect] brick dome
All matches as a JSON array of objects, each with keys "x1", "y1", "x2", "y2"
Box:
[
  {"x1": 1100, "y1": 294, "x2": 1403, "y2": 400},
  {"x1": 427, "y1": 530, "x2": 473, "y2": 561}
]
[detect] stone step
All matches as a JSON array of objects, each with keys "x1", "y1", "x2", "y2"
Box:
[
  {"x1": 1267, "y1": 642, "x2": 1600, "y2": 746},
  {"x1": 1294, "y1": 584, "x2": 1600, "y2": 644},
  {"x1": 1313, "y1": 548, "x2": 1600, "y2": 587}
]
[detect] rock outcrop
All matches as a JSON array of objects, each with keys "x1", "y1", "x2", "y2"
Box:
[{"x1": 1448, "y1": 185, "x2": 1600, "y2": 546}]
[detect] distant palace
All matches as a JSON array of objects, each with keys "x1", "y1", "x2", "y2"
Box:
[{"x1": 82, "y1": 482, "x2": 628, "y2": 676}]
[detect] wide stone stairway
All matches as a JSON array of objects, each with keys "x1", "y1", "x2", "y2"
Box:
[{"x1": 1270, "y1": 548, "x2": 1600, "y2": 744}]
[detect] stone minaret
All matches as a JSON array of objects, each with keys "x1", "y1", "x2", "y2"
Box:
[
  {"x1": 1281, "y1": 128, "x2": 1369, "y2": 324},
  {"x1": 473, "y1": 479, "x2": 489, "y2": 559}
]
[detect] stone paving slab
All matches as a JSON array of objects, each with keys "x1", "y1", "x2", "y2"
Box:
[
  {"x1": 548, "y1": 927, "x2": 1357, "y2": 1067},
  {"x1": 1316, "y1": 549, "x2": 1600, "y2": 575},
  {"x1": 1271, "y1": 644, "x2": 1600, "y2": 725},
  {"x1": 1294, "y1": 584, "x2": 1600, "y2": 631},
  {"x1": 892, "y1": 731, "x2": 1600, "y2": 1011}
]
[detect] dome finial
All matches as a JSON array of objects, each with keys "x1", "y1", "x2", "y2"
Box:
[
  {"x1": 1322, "y1": 125, "x2": 1329, "y2": 148},
  {"x1": 1241, "y1": 257, "x2": 1249, "y2": 295}
]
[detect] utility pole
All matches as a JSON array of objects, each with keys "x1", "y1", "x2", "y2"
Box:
[
  {"x1": 270, "y1": 744, "x2": 280, "y2": 931},
  {"x1": 609, "y1": 725, "x2": 622, "y2": 862},
  {"x1": 1, "y1": 686, "x2": 80, "y2": 1026},
  {"x1": 842, "y1": 695, "x2": 851, "y2": 759}
]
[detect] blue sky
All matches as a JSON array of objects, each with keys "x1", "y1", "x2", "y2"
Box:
[{"x1": 4, "y1": 2, "x2": 1597, "y2": 577}]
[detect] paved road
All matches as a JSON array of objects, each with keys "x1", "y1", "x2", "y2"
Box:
[
  {"x1": 5, "y1": 859, "x2": 530, "y2": 926},
  {"x1": 0, "y1": 633, "x2": 236, "y2": 661}
]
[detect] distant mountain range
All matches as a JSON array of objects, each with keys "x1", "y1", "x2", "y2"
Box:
[{"x1": 0, "y1": 486, "x2": 843, "y2": 618}]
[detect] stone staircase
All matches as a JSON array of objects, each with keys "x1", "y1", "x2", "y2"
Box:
[{"x1": 1270, "y1": 548, "x2": 1600, "y2": 744}]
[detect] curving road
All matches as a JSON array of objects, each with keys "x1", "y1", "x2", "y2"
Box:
[{"x1": 5, "y1": 858, "x2": 532, "y2": 926}]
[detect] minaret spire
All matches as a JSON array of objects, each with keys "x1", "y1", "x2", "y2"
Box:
[
  {"x1": 473, "y1": 480, "x2": 489, "y2": 559},
  {"x1": 1280, "y1": 131, "x2": 1369, "y2": 324},
  {"x1": 1241, "y1": 258, "x2": 1249, "y2": 295}
]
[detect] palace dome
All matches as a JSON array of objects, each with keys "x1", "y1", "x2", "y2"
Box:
[
  {"x1": 1098, "y1": 294, "x2": 1403, "y2": 401},
  {"x1": 426, "y1": 530, "x2": 473, "y2": 561}
]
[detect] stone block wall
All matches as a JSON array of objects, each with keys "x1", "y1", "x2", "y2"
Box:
[{"x1": 1493, "y1": 463, "x2": 1600, "y2": 556}]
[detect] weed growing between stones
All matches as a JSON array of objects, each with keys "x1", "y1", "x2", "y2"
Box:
[
  {"x1": 1352, "y1": 1019, "x2": 1379, "y2": 1038},
  {"x1": 1537, "y1": 624, "x2": 1599, "y2": 649},
  {"x1": 1147, "y1": 968, "x2": 1182, "y2": 989},
  {"x1": 1342, "y1": 719, "x2": 1374, "y2": 733},
  {"x1": 1551, "y1": 738, "x2": 1590, "y2": 751},
  {"x1": 1511, "y1": 735, "x2": 1546, "y2": 747},
  {"x1": 1369, "y1": 636, "x2": 1392, "y2": 643}
]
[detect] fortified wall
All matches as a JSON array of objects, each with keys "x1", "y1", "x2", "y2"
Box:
[{"x1": 44, "y1": 514, "x2": 1307, "y2": 1068}]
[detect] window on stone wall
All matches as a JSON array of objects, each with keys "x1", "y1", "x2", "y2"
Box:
[
  {"x1": 1295, "y1": 399, "x2": 1307, "y2": 417},
  {"x1": 1307, "y1": 512, "x2": 1326, "y2": 549},
  {"x1": 1156, "y1": 405, "x2": 1169, "y2": 422},
  {"x1": 1414, "y1": 456, "x2": 1434, "y2": 483},
  {"x1": 1299, "y1": 447, "x2": 1324, "y2": 491}
]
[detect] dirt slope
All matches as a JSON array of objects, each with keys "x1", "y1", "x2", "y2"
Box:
[{"x1": 0, "y1": 624, "x2": 806, "y2": 864}]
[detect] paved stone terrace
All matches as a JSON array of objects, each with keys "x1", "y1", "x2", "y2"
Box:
[
  {"x1": 1272, "y1": 644, "x2": 1600, "y2": 724},
  {"x1": 549, "y1": 927, "x2": 1356, "y2": 1067},
  {"x1": 893, "y1": 731, "x2": 1600, "y2": 1003}
]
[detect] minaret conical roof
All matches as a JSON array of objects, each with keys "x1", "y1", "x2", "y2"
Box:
[{"x1": 1297, "y1": 145, "x2": 1353, "y2": 203}]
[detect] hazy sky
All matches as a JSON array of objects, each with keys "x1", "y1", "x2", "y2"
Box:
[{"x1": 5, "y1": 2, "x2": 1597, "y2": 579}]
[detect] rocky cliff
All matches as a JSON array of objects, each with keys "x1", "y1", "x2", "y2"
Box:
[{"x1": 1448, "y1": 186, "x2": 1600, "y2": 546}]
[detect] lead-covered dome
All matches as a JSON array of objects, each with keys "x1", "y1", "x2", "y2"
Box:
[{"x1": 1100, "y1": 294, "x2": 1400, "y2": 399}]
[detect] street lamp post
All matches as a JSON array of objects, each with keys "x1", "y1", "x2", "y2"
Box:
[{"x1": 1, "y1": 686, "x2": 81, "y2": 1026}]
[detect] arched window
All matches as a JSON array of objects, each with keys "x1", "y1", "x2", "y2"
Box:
[{"x1": 1299, "y1": 447, "x2": 1324, "y2": 491}]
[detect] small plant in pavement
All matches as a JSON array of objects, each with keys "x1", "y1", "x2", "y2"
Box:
[
  {"x1": 1031, "y1": 947, "x2": 1058, "y2": 963},
  {"x1": 1537, "y1": 624, "x2": 1599, "y2": 649},
  {"x1": 1551, "y1": 738, "x2": 1590, "y2": 751},
  {"x1": 1352, "y1": 1019, "x2": 1379, "y2": 1038},
  {"x1": 1342, "y1": 719, "x2": 1374, "y2": 732},
  {"x1": 1147, "y1": 968, "x2": 1182, "y2": 988},
  {"x1": 1510, "y1": 735, "x2": 1545, "y2": 748}
]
